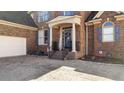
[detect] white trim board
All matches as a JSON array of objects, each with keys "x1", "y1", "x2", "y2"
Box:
[
  {"x1": 93, "y1": 11, "x2": 124, "y2": 19},
  {"x1": 93, "y1": 11, "x2": 104, "y2": 19},
  {"x1": 0, "y1": 20, "x2": 38, "y2": 31},
  {"x1": 85, "y1": 19, "x2": 102, "y2": 25},
  {"x1": 114, "y1": 14, "x2": 124, "y2": 21},
  {"x1": 47, "y1": 15, "x2": 81, "y2": 27}
]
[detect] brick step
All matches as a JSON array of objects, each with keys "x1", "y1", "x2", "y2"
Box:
[
  {"x1": 51, "y1": 51, "x2": 63, "y2": 59},
  {"x1": 64, "y1": 52, "x2": 76, "y2": 60},
  {"x1": 50, "y1": 49, "x2": 69, "y2": 60}
]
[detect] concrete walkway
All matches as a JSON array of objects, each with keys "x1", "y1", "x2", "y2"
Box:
[
  {"x1": 0, "y1": 56, "x2": 124, "y2": 80},
  {"x1": 35, "y1": 66, "x2": 112, "y2": 81}
]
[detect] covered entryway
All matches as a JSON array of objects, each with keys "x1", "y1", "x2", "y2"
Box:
[
  {"x1": 47, "y1": 15, "x2": 81, "y2": 52},
  {"x1": 47, "y1": 15, "x2": 82, "y2": 59},
  {"x1": 0, "y1": 36, "x2": 26, "y2": 58}
]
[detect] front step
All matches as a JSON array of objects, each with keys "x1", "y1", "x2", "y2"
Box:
[
  {"x1": 64, "y1": 52, "x2": 76, "y2": 60},
  {"x1": 50, "y1": 50, "x2": 69, "y2": 60},
  {"x1": 48, "y1": 51, "x2": 55, "y2": 58},
  {"x1": 51, "y1": 51, "x2": 64, "y2": 60},
  {"x1": 49, "y1": 49, "x2": 77, "y2": 60}
]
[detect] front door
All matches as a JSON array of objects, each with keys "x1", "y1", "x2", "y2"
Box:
[{"x1": 64, "y1": 28, "x2": 72, "y2": 50}]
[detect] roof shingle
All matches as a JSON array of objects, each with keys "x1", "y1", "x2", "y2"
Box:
[
  {"x1": 85, "y1": 11, "x2": 98, "y2": 22},
  {"x1": 0, "y1": 11, "x2": 37, "y2": 28}
]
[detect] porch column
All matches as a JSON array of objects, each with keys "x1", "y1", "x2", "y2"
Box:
[
  {"x1": 85, "y1": 25, "x2": 88, "y2": 56},
  {"x1": 72, "y1": 23, "x2": 76, "y2": 52},
  {"x1": 59, "y1": 27, "x2": 63, "y2": 51},
  {"x1": 49, "y1": 27, "x2": 53, "y2": 51}
]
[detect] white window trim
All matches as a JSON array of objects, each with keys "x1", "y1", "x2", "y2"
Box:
[
  {"x1": 38, "y1": 29, "x2": 48, "y2": 45},
  {"x1": 38, "y1": 30, "x2": 44, "y2": 45},
  {"x1": 44, "y1": 29, "x2": 48, "y2": 45},
  {"x1": 102, "y1": 21, "x2": 115, "y2": 42}
]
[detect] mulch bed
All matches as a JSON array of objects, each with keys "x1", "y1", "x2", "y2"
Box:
[{"x1": 82, "y1": 56, "x2": 124, "y2": 64}]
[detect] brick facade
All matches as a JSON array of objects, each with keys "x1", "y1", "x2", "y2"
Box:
[
  {"x1": 87, "y1": 11, "x2": 124, "y2": 59},
  {"x1": 31, "y1": 11, "x2": 91, "y2": 59},
  {"x1": 88, "y1": 24, "x2": 94, "y2": 56},
  {"x1": 0, "y1": 23, "x2": 37, "y2": 54}
]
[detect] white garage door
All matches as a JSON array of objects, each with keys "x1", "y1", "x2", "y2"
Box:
[{"x1": 0, "y1": 36, "x2": 26, "y2": 58}]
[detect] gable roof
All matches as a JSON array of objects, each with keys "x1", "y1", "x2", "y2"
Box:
[
  {"x1": 85, "y1": 11, "x2": 98, "y2": 22},
  {"x1": 86, "y1": 11, "x2": 124, "y2": 22},
  {"x1": 92, "y1": 11, "x2": 124, "y2": 19},
  {"x1": 0, "y1": 11, "x2": 37, "y2": 28},
  {"x1": 47, "y1": 15, "x2": 81, "y2": 27}
]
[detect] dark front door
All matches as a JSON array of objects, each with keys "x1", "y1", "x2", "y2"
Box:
[{"x1": 64, "y1": 29, "x2": 72, "y2": 50}]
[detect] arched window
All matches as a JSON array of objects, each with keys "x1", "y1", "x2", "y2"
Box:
[{"x1": 102, "y1": 21, "x2": 114, "y2": 42}]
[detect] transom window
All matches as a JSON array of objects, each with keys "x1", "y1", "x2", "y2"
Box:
[
  {"x1": 102, "y1": 21, "x2": 114, "y2": 42},
  {"x1": 38, "y1": 11, "x2": 49, "y2": 22}
]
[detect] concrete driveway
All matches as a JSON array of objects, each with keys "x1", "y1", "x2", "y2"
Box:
[{"x1": 0, "y1": 56, "x2": 124, "y2": 81}]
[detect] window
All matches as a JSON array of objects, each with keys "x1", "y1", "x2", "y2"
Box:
[
  {"x1": 61, "y1": 11, "x2": 74, "y2": 16},
  {"x1": 38, "y1": 11, "x2": 49, "y2": 22},
  {"x1": 38, "y1": 30, "x2": 48, "y2": 45},
  {"x1": 44, "y1": 30, "x2": 48, "y2": 44},
  {"x1": 102, "y1": 21, "x2": 114, "y2": 42}
]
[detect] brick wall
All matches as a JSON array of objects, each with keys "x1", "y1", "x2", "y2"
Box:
[
  {"x1": 32, "y1": 11, "x2": 90, "y2": 59},
  {"x1": 38, "y1": 45, "x2": 47, "y2": 54},
  {"x1": 88, "y1": 11, "x2": 124, "y2": 59},
  {"x1": 88, "y1": 24, "x2": 94, "y2": 56},
  {"x1": 0, "y1": 24, "x2": 37, "y2": 54},
  {"x1": 100, "y1": 11, "x2": 117, "y2": 19}
]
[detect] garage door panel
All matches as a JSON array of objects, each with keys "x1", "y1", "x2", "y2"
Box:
[{"x1": 0, "y1": 36, "x2": 26, "y2": 57}]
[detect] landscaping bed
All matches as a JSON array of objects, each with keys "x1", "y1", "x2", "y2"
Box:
[{"x1": 83, "y1": 56, "x2": 124, "y2": 64}]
